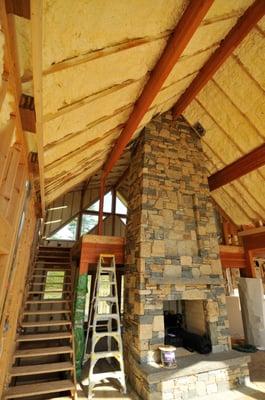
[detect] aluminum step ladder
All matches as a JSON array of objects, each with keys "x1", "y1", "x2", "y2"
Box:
[{"x1": 84, "y1": 254, "x2": 126, "y2": 399}]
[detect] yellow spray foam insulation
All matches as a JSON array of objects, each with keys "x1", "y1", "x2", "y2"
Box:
[
  {"x1": 46, "y1": 155, "x2": 109, "y2": 203},
  {"x1": 234, "y1": 28, "x2": 265, "y2": 91},
  {"x1": 44, "y1": 108, "x2": 131, "y2": 169},
  {"x1": 214, "y1": 56, "x2": 265, "y2": 136},
  {"x1": 14, "y1": 16, "x2": 31, "y2": 78},
  {"x1": 43, "y1": 78, "x2": 144, "y2": 146},
  {"x1": 184, "y1": 101, "x2": 242, "y2": 168},
  {"x1": 232, "y1": 180, "x2": 265, "y2": 218},
  {"x1": 164, "y1": 46, "x2": 217, "y2": 88},
  {"x1": 131, "y1": 75, "x2": 195, "y2": 141},
  {"x1": 43, "y1": 0, "x2": 187, "y2": 69},
  {"x1": 43, "y1": 38, "x2": 166, "y2": 115},
  {"x1": 183, "y1": 17, "x2": 238, "y2": 57},
  {"x1": 239, "y1": 169, "x2": 265, "y2": 203},
  {"x1": 154, "y1": 73, "x2": 195, "y2": 107},
  {"x1": 0, "y1": 30, "x2": 4, "y2": 82},
  {"x1": 257, "y1": 15, "x2": 265, "y2": 31},
  {"x1": 0, "y1": 91, "x2": 15, "y2": 129},
  {"x1": 196, "y1": 80, "x2": 263, "y2": 152},
  {"x1": 212, "y1": 188, "x2": 251, "y2": 226},
  {"x1": 204, "y1": 0, "x2": 254, "y2": 21},
  {"x1": 142, "y1": 72, "x2": 197, "y2": 127},
  {"x1": 224, "y1": 183, "x2": 261, "y2": 220},
  {"x1": 201, "y1": 142, "x2": 224, "y2": 172}
]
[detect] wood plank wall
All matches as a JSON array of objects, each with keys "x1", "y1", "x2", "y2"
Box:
[{"x1": 0, "y1": 6, "x2": 38, "y2": 396}]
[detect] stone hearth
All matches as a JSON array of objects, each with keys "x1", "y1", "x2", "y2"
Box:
[{"x1": 123, "y1": 112, "x2": 249, "y2": 399}]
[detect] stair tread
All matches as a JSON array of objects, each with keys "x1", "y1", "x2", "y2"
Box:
[
  {"x1": 31, "y1": 275, "x2": 71, "y2": 278},
  {"x1": 28, "y1": 290, "x2": 72, "y2": 293},
  {"x1": 21, "y1": 320, "x2": 71, "y2": 327},
  {"x1": 35, "y1": 261, "x2": 70, "y2": 264},
  {"x1": 17, "y1": 332, "x2": 72, "y2": 341},
  {"x1": 4, "y1": 379, "x2": 74, "y2": 398},
  {"x1": 10, "y1": 361, "x2": 74, "y2": 376},
  {"x1": 29, "y1": 283, "x2": 71, "y2": 286},
  {"x1": 26, "y1": 300, "x2": 71, "y2": 304},
  {"x1": 15, "y1": 346, "x2": 73, "y2": 357},
  {"x1": 23, "y1": 310, "x2": 71, "y2": 315},
  {"x1": 33, "y1": 268, "x2": 71, "y2": 272}
]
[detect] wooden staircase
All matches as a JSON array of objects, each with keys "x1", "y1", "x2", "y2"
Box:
[{"x1": 4, "y1": 246, "x2": 76, "y2": 400}]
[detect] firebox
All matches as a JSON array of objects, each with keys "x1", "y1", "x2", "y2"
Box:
[{"x1": 164, "y1": 300, "x2": 212, "y2": 354}]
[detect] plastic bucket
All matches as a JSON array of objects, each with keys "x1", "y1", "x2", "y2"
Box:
[{"x1": 159, "y1": 345, "x2": 177, "y2": 368}]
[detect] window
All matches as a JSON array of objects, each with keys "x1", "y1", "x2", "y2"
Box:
[
  {"x1": 81, "y1": 214, "x2": 98, "y2": 235},
  {"x1": 87, "y1": 200, "x2": 99, "y2": 212},
  {"x1": 87, "y1": 191, "x2": 113, "y2": 213},
  {"x1": 115, "y1": 193, "x2": 127, "y2": 215},
  {"x1": 44, "y1": 271, "x2": 65, "y2": 300},
  {"x1": 48, "y1": 217, "x2": 78, "y2": 241}
]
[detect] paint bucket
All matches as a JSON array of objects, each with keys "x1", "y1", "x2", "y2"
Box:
[{"x1": 159, "y1": 345, "x2": 177, "y2": 368}]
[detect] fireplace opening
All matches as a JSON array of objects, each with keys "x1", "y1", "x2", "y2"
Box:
[{"x1": 163, "y1": 300, "x2": 212, "y2": 355}]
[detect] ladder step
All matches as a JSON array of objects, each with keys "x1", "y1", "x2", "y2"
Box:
[
  {"x1": 4, "y1": 379, "x2": 74, "y2": 399},
  {"x1": 23, "y1": 309, "x2": 71, "y2": 315},
  {"x1": 100, "y1": 267, "x2": 115, "y2": 272},
  {"x1": 91, "y1": 370, "x2": 124, "y2": 382},
  {"x1": 10, "y1": 361, "x2": 74, "y2": 376},
  {"x1": 14, "y1": 346, "x2": 73, "y2": 358},
  {"x1": 97, "y1": 296, "x2": 116, "y2": 302},
  {"x1": 17, "y1": 332, "x2": 72, "y2": 342},
  {"x1": 93, "y1": 331, "x2": 120, "y2": 339},
  {"x1": 95, "y1": 313, "x2": 119, "y2": 320},
  {"x1": 21, "y1": 320, "x2": 71, "y2": 328},
  {"x1": 92, "y1": 350, "x2": 121, "y2": 361}
]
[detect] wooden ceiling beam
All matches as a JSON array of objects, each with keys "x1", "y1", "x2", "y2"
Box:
[
  {"x1": 172, "y1": 0, "x2": 265, "y2": 117},
  {"x1": 102, "y1": 0, "x2": 214, "y2": 180},
  {"x1": 31, "y1": 0, "x2": 45, "y2": 214},
  {"x1": 208, "y1": 143, "x2": 265, "y2": 192}
]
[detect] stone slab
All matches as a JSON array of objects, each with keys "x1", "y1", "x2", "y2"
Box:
[{"x1": 137, "y1": 351, "x2": 250, "y2": 384}]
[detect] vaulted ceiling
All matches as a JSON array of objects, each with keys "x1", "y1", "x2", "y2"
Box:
[{"x1": 3, "y1": 0, "x2": 264, "y2": 226}]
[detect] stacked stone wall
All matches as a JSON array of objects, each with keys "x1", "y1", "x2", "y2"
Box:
[{"x1": 124, "y1": 112, "x2": 230, "y2": 365}]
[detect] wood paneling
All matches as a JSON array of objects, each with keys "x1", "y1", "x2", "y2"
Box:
[
  {"x1": 219, "y1": 245, "x2": 247, "y2": 268},
  {"x1": 78, "y1": 235, "x2": 125, "y2": 273}
]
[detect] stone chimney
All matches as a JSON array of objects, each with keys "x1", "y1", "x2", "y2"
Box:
[{"x1": 124, "y1": 112, "x2": 231, "y2": 366}]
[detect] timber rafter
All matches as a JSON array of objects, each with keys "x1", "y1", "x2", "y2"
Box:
[{"x1": 172, "y1": 0, "x2": 265, "y2": 117}]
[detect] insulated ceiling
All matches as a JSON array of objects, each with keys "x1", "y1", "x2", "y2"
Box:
[{"x1": 13, "y1": 0, "x2": 265, "y2": 226}]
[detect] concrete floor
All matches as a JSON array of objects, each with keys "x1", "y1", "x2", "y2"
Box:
[{"x1": 77, "y1": 351, "x2": 265, "y2": 400}]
